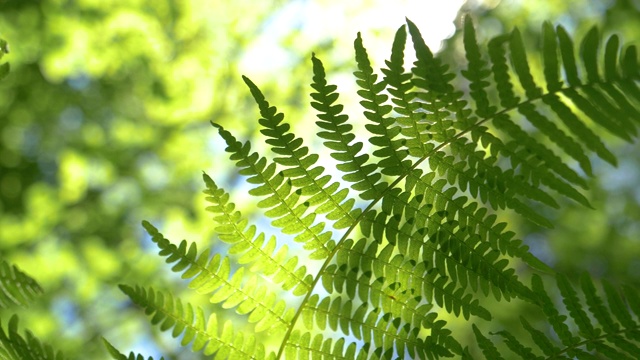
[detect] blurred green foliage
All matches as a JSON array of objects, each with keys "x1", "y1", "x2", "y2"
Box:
[{"x1": 0, "y1": 0, "x2": 639, "y2": 359}]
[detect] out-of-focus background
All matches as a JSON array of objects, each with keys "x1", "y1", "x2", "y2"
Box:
[{"x1": 1, "y1": 0, "x2": 639, "y2": 358}]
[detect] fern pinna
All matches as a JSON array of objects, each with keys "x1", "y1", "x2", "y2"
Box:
[{"x1": 110, "y1": 17, "x2": 640, "y2": 359}]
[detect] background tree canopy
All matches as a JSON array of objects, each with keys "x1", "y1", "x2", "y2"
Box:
[{"x1": 0, "y1": 0, "x2": 639, "y2": 359}]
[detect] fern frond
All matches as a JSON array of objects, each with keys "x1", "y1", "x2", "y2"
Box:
[
  {"x1": 0, "y1": 260, "x2": 43, "y2": 308},
  {"x1": 556, "y1": 274, "x2": 598, "y2": 338},
  {"x1": 212, "y1": 122, "x2": 335, "y2": 259},
  {"x1": 354, "y1": 32, "x2": 411, "y2": 176},
  {"x1": 203, "y1": 174, "x2": 313, "y2": 296},
  {"x1": 310, "y1": 55, "x2": 386, "y2": 201},
  {"x1": 325, "y1": 239, "x2": 491, "y2": 321},
  {"x1": 103, "y1": 339, "x2": 164, "y2": 360},
  {"x1": 602, "y1": 281, "x2": 638, "y2": 330},
  {"x1": 455, "y1": 15, "x2": 640, "y2": 225},
  {"x1": 472, "y1": 324, "x2": 506, "y2": 360},
  {"x1": 406, "y1": 20, "x2": 556, "y2": 228},
  {"x1": 473, "y1": 275, "x2": 640, "y2": 359},
  {"x1": 121, "y1": 16, "x2": 640, "y2": 360},
  {"x1": 406, "y1": 170, "x2": 551, "y2": 273},
  {"x1": 543, "y1": 24, "x2": 637, "y2": 144},
  {"x1": 530, "y1": 274, "x2": 577, "y2": 347},
  {"x1": 119, "y1": 285, "x2": 274, "y2": 359},
  {"x1": 242, "y1": 76, "x2": 362, "y2": 231},
  {"x1": 141, "y1": 221, "x2": 295, "y2": 333},
  {"x1": 492, "y1": 112, "x2": 588, "y2": 189},
  {"x1": 491, "y1": 328, "x2": 542, "y2": 360},
  {"x1": 487, "y1": 27, "x2": 591, "y2": 184},
  {"x1": 407, "y1": 19, "x2": 457, "y2": 110},
  {"x1": 510, "y1": 29, "x2": 592, "y2": 175},
  {"x1": 382, "y1": 25, "x2": 432, "y2": 158},
  {"x1": 461, "y1": 18, "x2": 495, "y2": 118},
  {"x1": 373, "y1": 170, "x2": 542, "y2": 299},
  {"x1": 0, "y1": 315, "x2": 65, "y2": 360},
  {"x1": 288, "y1": 312, "x2": 455, "y2": 360}
]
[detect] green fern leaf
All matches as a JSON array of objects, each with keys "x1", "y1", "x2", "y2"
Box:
[
  {"x1": 580, "y1": 274, "x2": 619, "y2": 334},
  {"x1": 538, "y1": 25, "x2": 617, "y2": 164},
  {"x1": 517, "y1": 102, "x2": 593, "y2": 175},
  {"x1": 140, "y1": 221, "x2": 295, "y2": 333},
  {"x1": 508, "y1": 28, "x2": 593, "y2": 175},
  {"x1": 604, "y1": 34, "x2": 620, "y2": 81},
  {"x1": 285, "y1": 331, "x2": 364, "y2": 360},
  {"x1": 203, "y1": 174, "x2": 313, "y2": 296},
  {"x1": 212, "y1": 122, "x2": 334, "y2": 259},
  {"x1": 119, "y1": 285, "x2": 272, "y2": 359},
  {"x1": 328, "y1": 238, "x2": 492, "y2": 321},
  {"x1": 0, "y1": 315, "x2": 65, "y2": 360},
  {"x1": 492, "y1": 329, "x2": 542, "y2": 360},
  {"x1": 542, "y1": 21, "x2": 562, "y2": 92},
  {"x1": 488, "y1": 34, "x2": 520, "y2": 108},
  {"x1": 382, "y1": 25, "x2": 431, "y2": 158},
  {"x1": 242, "y1": 76, "x2": 361, "y2": 229},
  {"x1": 472, "y1": 324, "x2": 506, "y2": 360},
  {"x1": 530, "y1": 274, "x2": 577, "y2": 347},
  {"x1": 581, "y1": 27, "x2": 600, "y2": 83},
  {"x1": 310, "y1": 54, "x2": 384, "y2": 200},
  {"x1": 510, "y1": 28, "x2": 542, "y2": 99},
  {"x1": 476, "y1": 274, "x2": 640, "y2": 359},
  {"x1": 103, "y1": 339, "x2": 164, "y2": 360},
  {"x1": 408, "y1": 18, "x2": 559, "y2": 227},
  {"x1": 0, "y1": 260, "x2": 43, "y2": 308},
  {"x1": 556, "y1": 25, "x2": 581, "y2": 86},
  {"x1": 558, "y1": 25, "x2": 634, "y2": 140},
  {"x1": 556, "y1": 274, "x2": 599, "y2": 338},
  {"x1": 354, "y1": 32, "x2": 411, "y2": 176},
  {"x1": 479, "y1": 20, "x2": 635, "y2": 212},
  {"x1": 462, "y1": 16, "x2": 496, "y2": 117},
  {"x1": 492, "y1": 113, "x2": 588, "y2": 190},
  {"x1": 602, "y1": 280, "x2": 637, "y2": 330},
  {"x1": 519, "y1": 316, "x2": 564, "y2": 357}
]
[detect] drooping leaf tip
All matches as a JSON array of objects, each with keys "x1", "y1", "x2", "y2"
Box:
[{"x1": 202, "y1": 172, "x2": 215, "y2": 186}]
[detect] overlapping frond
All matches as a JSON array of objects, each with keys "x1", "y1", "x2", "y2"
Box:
[
  {"x1": 212, "y1": 122, "x2": 335, "y2": 260},
  {"x1": 472, "y1": 274, "x2": 640, "y2": 359},
  {"x1": 203, "y1": 174, "x2": 313, "y2": 296},
  {"x1": 0, "y1": 260, "x2": 43, "y2": 308},
  {"x1": 325, "y1": 236, "x2": 492, "y2": 321},
  {"x1": 463, "y1": 16, "x2": 640, "y2": 213},
  {"x1": 119, "y1": 285, "x2": 275, "y2": 359},
  {"x1": 362, "y1": 170, "x2": 542, "y2": 301},
  {"x1": 140, "y1": 221, "x2": 295, "y2": 334},
  {"x1": 242, "y1": 76, "x2": 362, "y2": 231}
]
